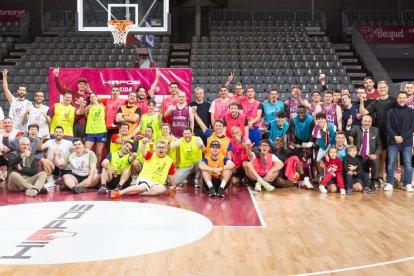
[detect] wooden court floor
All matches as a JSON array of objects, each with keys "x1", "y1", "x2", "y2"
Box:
[{"x1": 1, "y1": 186, "x2": 414, "y2": 275}]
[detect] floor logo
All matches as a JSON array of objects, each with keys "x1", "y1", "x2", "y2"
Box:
[{"x1": 0, "y1": 201, "x2": 212, "y2": 264}]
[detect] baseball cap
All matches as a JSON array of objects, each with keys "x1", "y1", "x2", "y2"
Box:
[{"x1": 210, "y1": 141, "x2": 220, "y2": 148}]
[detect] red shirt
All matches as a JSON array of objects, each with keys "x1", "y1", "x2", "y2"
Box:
[{"x1": 365, "y1": 89, "x2": 380, "y2": 100}]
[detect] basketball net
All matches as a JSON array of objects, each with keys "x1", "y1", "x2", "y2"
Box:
[{"x1": 107, "y1": 20, "x2": 133, "y2": 45}]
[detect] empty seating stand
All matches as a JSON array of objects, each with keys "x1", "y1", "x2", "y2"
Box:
[{"x1": 191, "y1": 19, "x2": 353, "y2": 99}]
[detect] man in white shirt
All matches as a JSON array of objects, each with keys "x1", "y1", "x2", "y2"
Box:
[
  {"x1": 23, "y1": 90, "x2": 51, "y2": 138},
  {"x1": 38, "y1": 126, "x2": 73, "y2": 187},
  {"x1": 2, "y1": 69, "x2": 32, "y2": 132}
]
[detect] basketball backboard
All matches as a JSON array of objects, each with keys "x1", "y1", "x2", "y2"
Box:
[{"x1": 77, "y1": 0, "x2": 169, "y2": 34}]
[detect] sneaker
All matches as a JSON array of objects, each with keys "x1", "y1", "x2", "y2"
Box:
[
  {"x1": 114, "y1": 185, "x2": 122, "y2": 192},
  {"x1": 194, "y1": 180, "x2": 201, "y2": 188},
  {"x1": 0, "y1": 172, "x2": 6, "y2": 181},
  {"x1": 363, "y1": 187, "x2": 376, "y2": 194},
  {"x1": 346, "y1": 188, "x2": 353, "y2": 195},
  {"x1": 254, "y1": 182, "x2": 262, "y2": 192},
  {"x1": 393, "y1": 178, "x2": 403, "y2": 189},
  {"x1": 44, "y1": 179, "x2": 56, "y2": 189},
  {"x1": 261, "y1": 181, "x2": 275, "y2": 192},
  {"x1": 383, "y1": 183, "x2": 393, "y2": 191},
  {"x1": 374, "y1": 179, "x2": 382, "y2": 188},
  {"x1": 98, "y1": 185, "x2": 108, "y2": 194},
  {"x1": 110, "y1": 190, "x2": 120, "y2": 199},
  {"x1": 217, "y1": 187, "x2": 225, "y2": 197},
  {"x1": 404, "y1": 184, "x2": 414, "y2": 193},
  {"x1": 72, "y1": 186, "x2": 85, "y2": 194},
  {"x1": 340, "y1": 189, "x2": 346, "y2": 195},
  {"x1": 208, "y1": 186, "x2": 216, "y2": 197},
  {"x1": 25, "y1": 189, "x2": 38, "y2": 197},
  {"x1": 319, "y1": 185, "x2": 327, "y2": 194},
  {"x1": 301, "y1": 177, "x2": 314, "y2": 189}
]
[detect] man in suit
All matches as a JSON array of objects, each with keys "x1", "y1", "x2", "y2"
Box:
[{"x1": 346, "y1": 114, "x2": 382, "y2": 188}]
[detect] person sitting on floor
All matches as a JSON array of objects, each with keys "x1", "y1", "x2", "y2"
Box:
[
  {"x1": 110, "y1": 139, "x2": 177, "y2": 198},
  {"x1": 58, "y1": 138, "x2": 100, "y2": 194},
  {"x1": 198, "y1": 141, "x2": 235, "y2": 197},
  {"x1": 6, "y1": 137, "x2": 47, "y2": 197},
  {"x1": 244, "y1": 139, "x2": 283, "y2": 192}
]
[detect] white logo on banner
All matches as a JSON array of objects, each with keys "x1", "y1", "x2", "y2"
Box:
[{"x1": 0, "y1": 201, "x2": 212, "y2": 264}]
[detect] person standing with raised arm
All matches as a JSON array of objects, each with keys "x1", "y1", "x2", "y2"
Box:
[
  {"x1": 2, "y1": 69, "x2": 31, "y2": 132},
  {"x1": 53, "y1": 67, "x2": 90, "y2": 139}
]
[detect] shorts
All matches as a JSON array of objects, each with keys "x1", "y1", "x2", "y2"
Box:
[
  {"x1": 107, "y1": 175, "x2": 132, "y2": 189},
  {"x1": 74, "y1": 124, "x2": 86, "y2": 140},
  {"x1": 135, "y1": 177, "x2": 162, "y2": 191},
  {"x1": 233, "y1": 166, "x2": 245, "y2": 178},
  {"x1": 85, "y1": 133, "x2": 107, "y2": 143},
  {"x1": 74, "y1": 174, "x2": 88, "y2": 184}
]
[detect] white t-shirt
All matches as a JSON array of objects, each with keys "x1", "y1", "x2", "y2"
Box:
[
  {"x1": 9, "y1": 97, "x2": 31, "y2": 132},
  {"x1": 27, "y1": 104, "x2": 50, "y2": 138},
  {"x1": 68, "y1": 151, "x2": 97, "y2": 177},
  {"x1": 43, "y1": 139, "x2": 73, "y2": 162}
]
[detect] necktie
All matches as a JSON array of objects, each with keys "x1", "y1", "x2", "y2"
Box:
[{"x1": 361, "y1": 130, "x2": 368, "y2": 158}]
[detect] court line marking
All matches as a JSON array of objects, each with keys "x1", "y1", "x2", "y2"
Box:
[
  {"x1": 290, "y1": 256, "x2": 414, "y2": 275},
  {"x1": 247, "y1": 187, "x2": 267, "y2": 227}
]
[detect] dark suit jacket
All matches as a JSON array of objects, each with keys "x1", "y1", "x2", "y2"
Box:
[{"x1": 346, "y1": 126, "x2": 382, "y2": 156}]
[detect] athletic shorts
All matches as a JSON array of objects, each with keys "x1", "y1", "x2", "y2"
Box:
[
  {"x1": 135, "y1": 177, "x2": 162, "y2": 191},
  {"x1": 107, "y1": 175, "x2": 132, "y2": 189},
  {"x1": 85, "y1": 133, "x2": 107, "y2": 143},
  {"x1": 233, "y1": 166, "x2": 245, "y2": 178},
  {"x1": 74, "y1": 174, "x2": 88, "y2": 184}
]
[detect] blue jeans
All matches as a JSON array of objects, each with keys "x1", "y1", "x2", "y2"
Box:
[{"x1": 387, "y1": 145, "x2": 413, "y2": 185}]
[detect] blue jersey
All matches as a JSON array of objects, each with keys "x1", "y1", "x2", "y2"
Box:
[
  {"x1": 269, "y1": 120, "x2": 289, "y2": 147},
  {"x1": 292, "y1": 114, "x2": 314, "y2": 142},
  {"x1": 262, "y1": 101, "x2": 285, "y2": 124}
]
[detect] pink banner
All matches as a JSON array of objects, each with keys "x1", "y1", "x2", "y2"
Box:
[
  {"x1": 48, "y1": 68, "x2": 192, "y2": 109},
  {"x1": 0, "y1": 9, "x2": 26, "y2": 21},
  {"x1": 356, "y1": 25, "x2": 414, "y2": 43}
]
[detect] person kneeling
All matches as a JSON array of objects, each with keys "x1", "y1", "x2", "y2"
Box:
[
  {"x1": 198, "y1": 141, "x2": 235, "y2": 197},
  {"x1": 110, "y1": 139, "x2": 177, "y2": 198}
]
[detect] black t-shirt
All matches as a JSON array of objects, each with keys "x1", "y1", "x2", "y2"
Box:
[
  {"x1": 191, "y1": 101, "x2": 211, "y2": 130},
  {"x1": 366, "y1": 96, "x2": 397, "y2": 130}
]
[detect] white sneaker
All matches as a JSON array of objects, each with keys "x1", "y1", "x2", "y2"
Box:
[
  {"x1": 254, "y1": 182, "x2": 262, "y2": 192},
  {"x1": 44, "y1": 176, "x2": 56, "y2": 188},
  {"x1": 301, "y1": 177, "x2": 314, "y2": 189},
  {"x1": 404, "y1": 184, "x2": 413, "y2": 192},
  {"x1": 319, "y1": 185, "x2": 327, "y2": 194},
  {"x1": 340, "y1": 189, "x2": 346, "y2": 195},
  {"x1": 384, "y1": 183, "x2": 393, "y2": 191},
  {"x1": 261, "y1": 181, "x2": 275, "y2": 192}
]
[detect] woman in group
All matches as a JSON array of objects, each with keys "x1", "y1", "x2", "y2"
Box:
[
  {"x1": 84, "y1": 92, "x2": 107, "y2": 166},
  {"x1": 58, "y1": 138, "x2": 100, "y2": 193}
]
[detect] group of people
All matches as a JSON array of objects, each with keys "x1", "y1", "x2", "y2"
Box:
[{"x1": 1, "y1": 67, "x2": 413, "y2": 198}]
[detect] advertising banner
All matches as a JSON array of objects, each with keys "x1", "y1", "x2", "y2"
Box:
[
  {"x1": 356, "y1": 25, "x2": 414, "y2": 43},
  {"x1": 0, "y1": 9, "x2": 26, "y2": 21},
  {"x1": 48, "y1": 67, "x2": 192, "y2": 108}
]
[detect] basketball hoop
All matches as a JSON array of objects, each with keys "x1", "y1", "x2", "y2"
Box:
[{"x1": 107, "y1": 20, "x2": 134, "y2": 45}]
